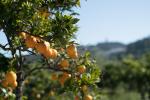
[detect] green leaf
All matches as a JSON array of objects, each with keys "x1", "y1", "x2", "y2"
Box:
[{"x1": 72, "y1": 18, "x2": 79, "y2": 24}]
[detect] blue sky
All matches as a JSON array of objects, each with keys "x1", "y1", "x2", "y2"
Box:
[
  {"x1": 0, "y1": 0, "x2": 150, "y2": 46},
  {"x1": 76, "y1": 0, "x2": 150, "y2": 45}
]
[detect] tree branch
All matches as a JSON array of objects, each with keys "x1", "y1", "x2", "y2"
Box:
[
  {"x1": 20, "y1": 48, "x2": 37, "y2": 55},
  {"x1": 24, "y1": 59, "x2": 71, "y2": 79},
  {"x1": 0, "y1": 43, "x2": 11, "y2": 51}
]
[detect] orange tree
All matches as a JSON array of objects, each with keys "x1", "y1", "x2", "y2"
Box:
[{"x1": 0, "y1": 0, "x2": 100, "y2": 100}]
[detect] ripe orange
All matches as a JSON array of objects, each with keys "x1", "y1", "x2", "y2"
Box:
[
  {"x1": 25, "y1": 35, "x2": 37, "y2": 48},
  {"x1": 62, "y1": 72, "x2": 71, "y2": 79},
  {"x1": 83, "y1": 94, "x2": 93, "y2": 100},
  {"x1": 50, "y1": 49, "x2": 58, "y2": 59},
  {"x1": 66, "y1": 44, "x2": 78, "y2": 58},
  {"x1": 35, "y1": 41, "x2": 50, "y2": 55},
  {"x1": 43, "y1": 48, "x2": 56, "y2": 59},
  {"x1": 35, "y1": 36, "x2": 41, "y2": 43},
  {"x1": 1, "y1": 79, "x2": 8, "y2": 88},
  {"x1": 44, "y1": 48, "x2": 53, "y2": 58},
  {"x1": 19, "y1": 32, "x2": 28, "y2": 39},
  {"x1": 70, "y1": 52, "x2": 78, "y2": 59},
  {"x1": 59, "y1": 72, "x2": 71, "y2": 86},
  {"x1": 11, "y1": 81, "x2": 18, "y2": 89},
  {"x1": 5, "y1": 71, "x2": 17, "y2": 84},
  {"x1": 59, "y1": 59, "x2": 69, "y2": 69},
  {"x1": 77, "y1": 65, "x2": 86, "y2": 74}
]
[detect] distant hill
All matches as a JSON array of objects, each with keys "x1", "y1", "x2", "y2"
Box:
[
  {"x1": 96, "y1": 42, "x2": 126, "y2": 51},
  {"x1": 79, "y1": 42, "x2": 126, "y2": 59},
  {"x1": 80, "y1": 36, "x2": 150, "y2": 59},
  {"x1": 126, "y1": 37, "x2": 150, "y2": 57}
]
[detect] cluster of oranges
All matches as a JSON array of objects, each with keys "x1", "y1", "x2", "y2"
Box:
[
  {"x1": 19, "y1": 32, "x2": 80, "y2": 60},
  {"x1": 50, "y1": 67, "x2": 87, "y2": 88},
  {"x1": 51, "y1": 57, "x2": 71, "y2": 86},
  {"x1": 1, "y1": 71, "x2": 17, "y2": 89},
  {"x1": 19, "y1": 32, "x2": 58, "y2": 59},
  {"x1": 66, "y1": 45, "x2": 86, "y2": 74},
  {"x1": 59, "y1": 45, "x2": 86, "y2": 72},
  {"x1": 50, "y1": 45, "x2": 87, "y2": 87}
]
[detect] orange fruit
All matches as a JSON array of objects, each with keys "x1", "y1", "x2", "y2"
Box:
[
  {"x1": 44, "y1": 48, "x2": 53, "y2": 58},
  {"x1": 19, "y1": 32, "x2": 28, "y2": 39},
  {"x1": 59, "y1": 72, "x2": 71, "y2": 86},
  {"x1": 77, "y1": 65, "x2": 86, "y2": 74},
  {"x1": 5, "y1": 71, "x2": 17, "y2": 84},
  {"x1": 62, "y1": 72, "x2": 71, "y2": 79},
  {"x1": 25, "y1": 35, "x2": 37, "y2": 48},
  {"x1": 50, "y1": 49, "x2": 58, "y2": 59},
  {"x1": 35, "y1": 36, "x2": 41, "y2": 43},
  {"x1": 51, "y1": 73, "x2": 58, "y2": 81},
  {"x1": 1, "y1": 79, "x2": 8, "y2": 88},
  {"x1": 70, "y1": 52, "x2": 78, "y2": 59},
  {"x1": 59, "y1": 59, "x2": 69, "y2": 69},
  {"x1": 43, "y1": 48, "x2": 57, "y2": 59},
  {"x1": 35, "y1": 41, "x2": 50, "y2": 54},
  {"x1": 83, "y1": 94, "x2": 93, "y2": 100},
  {"x1": 66, "y1": 44, "x2": 78, "y2": 58},
  {"x1": 11, "y1": 81, "x2": 18, "y2": 89}
]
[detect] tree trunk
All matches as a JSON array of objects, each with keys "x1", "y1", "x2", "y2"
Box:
[
  {"x1": 16, "y1": 49, "x2": 24, "y2": 100},
  {"x1": 16, "y1": 71, "x2": 23, "y2": 100}
]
